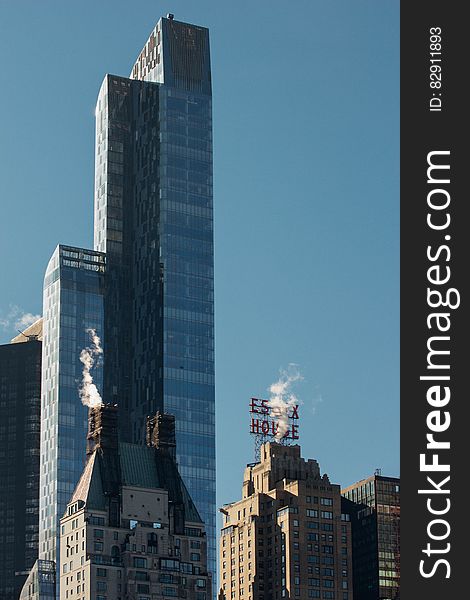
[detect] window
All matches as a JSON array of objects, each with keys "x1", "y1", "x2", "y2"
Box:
[
  {"x1": 162, "y1": 587, "x2": 178, "y2": 597},
  {"x1": 94, "y1": 529, "x2": 104, "y2": 538},
  {"x1": 97, "y1": 582, "x2": 107, "y2": 592},
  {"x1": 323, "y1": 580, "x2": 334, "y2": 588},
  {"x1": 308, "y1": 578, "x2": 320, "y2": 586},
  {"x1": 321, "y1": 512, "x2": 333, "y2": 520},
  {"x1": 308, "y1": 592, "x2": 320, "y2": 598},
  {"x1": 180, "y1": 562, "x2": 193, "y2": 574},
  {"x1": 320, "y1": 498, "x2": 333, "y2": 506},
  {"x1": 191, "y1": 553, "x2": 201, "y2": 562},
  {"x1": 137, "y1": 584, "x2": 150, "y2": 593},
  {"x1": 161, "y1": 558, "x2": 180, "y2": 571},
  {"x1": 94, "y1": 541, "x2": 104, "y2": 552},
  {"x1": 307, "y1": 509, "x2": 319, "y2": 518},
  {"x1": 133, "y1": 557, "x2": 148, "y2": 568},
  {"x1": 135, "y1": 571, "x2": 148, "y2": 581},
  {"x1": 322, "y1": 593, "x2": 335, "y2": 599},
  {"x1": 96, "y1": 568, "x2": 107, "y2": 577}
]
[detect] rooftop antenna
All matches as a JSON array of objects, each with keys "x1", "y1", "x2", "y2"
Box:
[{"x1": 16, "y1": 329, "x2": 39, "y2": 342}]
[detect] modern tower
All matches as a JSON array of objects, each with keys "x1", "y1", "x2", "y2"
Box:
[
  {"x1": 342, "y1": 474, "x2": 400, "y2": 600},
  {"x1": 94, "y1": 16, "x2": 215, "y2": 574},
  {"x1": 38, "y1": 245, "x2": 105, "y2": 570},
  {"x1": 219, "y1": 443, "x2": 354, "y2": 600},
  {"x1": 0, "y1": 321, "x2": 42, "y2": 599}
]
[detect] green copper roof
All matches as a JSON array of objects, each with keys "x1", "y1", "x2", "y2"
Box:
[
  {"x1": 119, "y1": 442, "x2": 161, "y2": 488},
  {"x1": 68, "y1": 441, "x2": 202, "y2": 524}
]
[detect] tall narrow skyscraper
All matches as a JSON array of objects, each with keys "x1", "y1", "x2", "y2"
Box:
[
  {"x1": 38, "y1": 245, "x2": 105, "y2": 569},
  {"x1": 0, "y1": 322, "x2": 42, "y2": 599},
  {"x1": 94, "y1": 16, "x2": 215, "y2": 574}
]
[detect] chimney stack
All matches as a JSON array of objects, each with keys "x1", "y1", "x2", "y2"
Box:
[
  {"x1": 87, "y1": 404, "x2": 119, "y2": 456},
  {"x1": 147, "y1": 412, "x2": 176, "y2": 458}
]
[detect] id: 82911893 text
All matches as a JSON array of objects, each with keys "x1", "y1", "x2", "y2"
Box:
[{"x1": 429, "y1": 27, "x2": 443, "y2": 112}]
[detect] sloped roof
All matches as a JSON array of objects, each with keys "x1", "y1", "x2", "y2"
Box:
[
  {"x1": 68, "y1": 451, "x2": 106, "y2": 511},
  {"x1": 67, "y1": 442, "x2": 202, "y2": 523},
  {"x1": 120, "y1": 442, "x2": 161, "y2": 488},
  {"x1": 10, "y1": 317, "x2": 43, "y2": 343}
]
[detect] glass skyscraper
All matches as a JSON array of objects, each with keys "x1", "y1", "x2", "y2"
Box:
[
  {"x1": 94, "y1": 16, "x2": 216, "y2": 574},
  {"x1": 342, "y1": 474, "x2": 401, "y2": 600},
  {"x1": 0, "y1": 325, "x2": 42, "y2": 599},
  {"x1": 38, "y1": 245, "x2": 105, "y2": 568}
]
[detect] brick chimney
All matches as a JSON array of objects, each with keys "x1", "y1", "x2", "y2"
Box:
[
  {"x1": 86, "y1": 403, "x2": 121, "y2": 526},
  {"x1": 146, "y1": 412, "x2": 176, "y2": 459},
  {"x1": 86, "y1": 404, "x2": 119, "y2": 456}
]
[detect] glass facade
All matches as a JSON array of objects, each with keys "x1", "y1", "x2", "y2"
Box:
[
  {"x1": 19, "y1": 559, "x2": 55, "y2": 600},
  {"x1": 342, "y1": 475, "x2": 400, "y2": 600},
  {"x1": 0, "y1": 335, "x2": 41, "y2": 599},
  {"x1": 39, "y1": 245, "x2": 105, "y2": 570},
  {"x1": 93, "y1": 16, "x2": 216, "y2": 576}
]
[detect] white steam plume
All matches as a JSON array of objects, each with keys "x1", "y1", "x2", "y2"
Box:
[
  {"x1": 79, "y1": 328, "x2": 103, "y2": 408},
  {"x1": 267, "y1": 365, "x2": 303, "y2": 441}
]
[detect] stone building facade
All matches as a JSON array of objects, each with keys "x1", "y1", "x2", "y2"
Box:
[
  {"x1": 219, "y1": 443, "x2": 353, "y2": 600},
  {"x1": 59, "y1": 406, "x2": 211, "y2": 600}
]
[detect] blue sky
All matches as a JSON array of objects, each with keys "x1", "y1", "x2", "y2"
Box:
[{"x1": 0, "y1": 1, "x2": 399, "y2": 510}]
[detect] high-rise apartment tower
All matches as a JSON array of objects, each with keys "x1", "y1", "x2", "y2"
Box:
[
  {"x1": 0, "y1": 322, "x2": 42, "y2": 599},
  {"x1": 342, "y1": 474, "x2": 400, "y2": 600},
  {"x1": 59, "y1": 405, "x2": 211, "y2": 600},
  {"x1": 94, "y1": 16, "x2": 215, "y2": 573},
  {"x1": 38, "y1": 245, "x2": 105, "y2": 570},
  {"x1": 219, "y1": 443, "x2": 354, "y2": 600}
]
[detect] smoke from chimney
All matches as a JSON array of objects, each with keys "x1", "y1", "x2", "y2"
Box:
[
  {"x1": 79, "y1": 328, "x2": 103, "y2": 407},
  {"x1": 267, "y1": 365, "x2": 303, "y2": 441}
]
